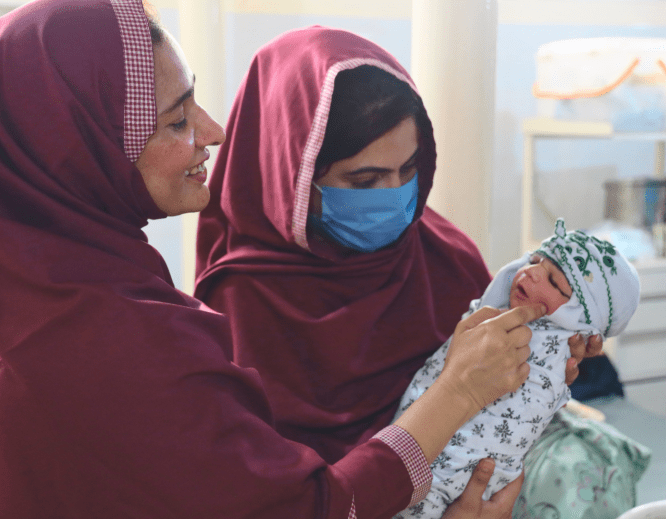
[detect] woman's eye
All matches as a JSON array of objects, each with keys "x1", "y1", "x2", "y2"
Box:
[
  {"x1": 171, "y1": 118, "x2": 188, "y2": 131},
  {"x1": 400, "y1": 163, "x2": 417, "y2": 175},
  {"x1": 350, "y1": 175, "x2": 378, "y2": 189},
  {"x1": 352, "y1": 179, "x2": 376, "y2": 189}
]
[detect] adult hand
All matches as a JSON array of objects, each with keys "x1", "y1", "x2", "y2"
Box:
[
  {"x1": 441, "y1": 459, "x2": 523, "y2": 519},
  {"x1": 443, "y1": 304, "x2": 546, "y2": 413},
  {"x1": 394, "y1": 304, "x2": 544, "y2": 465},
  {"x1": 564, "y1": 334, "x2": 604, "y2": 385}
]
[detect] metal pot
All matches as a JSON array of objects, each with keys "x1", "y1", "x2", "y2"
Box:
[{"x1": 604, "y1": 178, "x2": 666, "y2": 229}]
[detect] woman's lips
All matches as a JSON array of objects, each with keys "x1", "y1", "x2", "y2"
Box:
[
  {"x1": 185, "y1": 163, "x2": 207, "y2": 184},
  {"x1": 188, "y1": 168, "x2": 207, "y2": 184}
]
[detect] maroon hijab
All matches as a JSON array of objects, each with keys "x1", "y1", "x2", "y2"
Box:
[
  {"x1": 0, "y1": 4, "x2": 417, "y2": 517},
  {"x1": 195, "y1": 26, "x2": 493, "y2": 464}
]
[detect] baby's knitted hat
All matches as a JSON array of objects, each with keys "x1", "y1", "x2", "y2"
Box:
[{"x1": 536, "y1": 219, "x2": 640, "y2": 338}]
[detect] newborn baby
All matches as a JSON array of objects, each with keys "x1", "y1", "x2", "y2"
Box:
[{"x1": 393, "y1": 219, "x2": 640, "y2": 518}]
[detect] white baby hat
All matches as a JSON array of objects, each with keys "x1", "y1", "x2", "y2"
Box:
[
  {"x1": 474, "y1": 219, "x2": 640, "y2": 339},
  {"x1": 535, "y1": 219, "x2": 640, "y2": 338}
]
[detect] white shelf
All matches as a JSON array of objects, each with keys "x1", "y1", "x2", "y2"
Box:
[
  {"x1": 522, "y1": 118, "x2": 666, "y2": 418},
  {"x1": 523, "y1": 117, "x2": 614, "y2": 137},
  {"x1": 521, "y1": 117, "x2": 666, "y2": 252},
  {"x1": 523, "y1": 117, "x2": 666, "y2": 141}
]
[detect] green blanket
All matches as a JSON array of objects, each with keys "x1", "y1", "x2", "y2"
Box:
[{"x1": 513, "y1": 407, "x2": 652, "y2": 519}]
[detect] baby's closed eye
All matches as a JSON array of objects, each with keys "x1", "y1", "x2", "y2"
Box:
[{"x1": 549, "y1": 275, "x2": 571, "y2": 298}]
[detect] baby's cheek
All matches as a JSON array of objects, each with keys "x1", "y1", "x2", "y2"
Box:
[
  {"x1": 511, "y1": 291, "x2": 554, "y2": 314},
  {"x1": 508, "y1": 290, "x2": 524, "y2": 310}
]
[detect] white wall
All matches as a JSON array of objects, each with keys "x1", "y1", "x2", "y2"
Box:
[
  {"x1": 492, "y1": 1, "x2": 666, "y2": 270},
  {"x1": 5, "y1": 0, "x2": 666, "y2": 285},
  {"x1": 176, "y1": 1, "x2": 666, "y2": 284},
  {"x1": 151, "y1": 0, "x2": 666, "y2": 286},
  {"x1": 150, "y1": 0, "x2": 413, "y2": 292}
]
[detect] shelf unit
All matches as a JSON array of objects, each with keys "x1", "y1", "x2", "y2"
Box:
[
  {"x1": 522, "y1": 117, "x2": 666, "y2": 417},
  {"x1": 521, "y1": 117, "x2": 666, "y2": 252}
]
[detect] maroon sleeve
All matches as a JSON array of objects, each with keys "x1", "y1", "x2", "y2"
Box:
[
  {"x1": 335, "y1": 426, "x2": 433, "y2": 518},
  {"x1": 0, "y1": 293, "x2": 428, "y2": 519}
]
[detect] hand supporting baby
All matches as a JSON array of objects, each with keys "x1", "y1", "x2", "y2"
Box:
[{"x1": 441, "y1": 459, "x2": 524, "y2": 519}]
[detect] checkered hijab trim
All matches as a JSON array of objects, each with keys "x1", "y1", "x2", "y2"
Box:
[
  {"x1": 110, "y1": 0, "x2": 156, "y2": 162},
  {"x1": 292, "y1": 58, "x2": 418, "y2": 251}
]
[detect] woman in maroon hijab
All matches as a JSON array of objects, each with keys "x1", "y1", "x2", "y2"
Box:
[
  {"x1": 194, "y1": 25, "x2": 602, "y2": 513},
  {"x1": 0, "y1": 1, "x2": 545, "y2": 518}
]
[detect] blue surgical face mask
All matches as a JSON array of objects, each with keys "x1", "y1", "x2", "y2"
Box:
[{"x1": 309, "y1": 173, "x2": 419, "y2": 252}]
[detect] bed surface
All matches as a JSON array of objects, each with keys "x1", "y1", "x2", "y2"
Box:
[{"x1": 586, "y1": 395, "x2": 666, "y2": 505}]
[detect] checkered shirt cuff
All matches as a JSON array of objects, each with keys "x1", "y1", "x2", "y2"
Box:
[
  {"x1": 373, "y1": 425, "x2": 432, "y2": 506},
  {"x1": 348, "y1": 495, "x2": 356, "y2": 519}
]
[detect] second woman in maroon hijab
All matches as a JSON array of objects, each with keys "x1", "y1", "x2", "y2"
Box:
[
  {"x1": 195, "y1": 28, "x2": 493, "y2": 465},
  {"x1": 195, "y1": 26, "x2": 599, "y2": 472}
]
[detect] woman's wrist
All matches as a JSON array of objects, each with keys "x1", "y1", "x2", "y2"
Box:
[{"x1": 393, "y1": 374, "x2": 479, "y2": 464}]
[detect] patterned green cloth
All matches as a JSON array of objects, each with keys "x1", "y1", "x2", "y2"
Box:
[{"x1": 513, "y1": 407, "x2": 651, "y2": 519}]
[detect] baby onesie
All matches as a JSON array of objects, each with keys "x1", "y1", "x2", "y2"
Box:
[
  {"x1": 393, "y1": 253, "x2": 595, "y2": 518},
  {"x1": 393, "y1": 219, "x2": 640, "y2": 519}
]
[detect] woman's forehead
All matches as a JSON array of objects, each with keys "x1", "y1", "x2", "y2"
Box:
[{"x1": 153, "y1": 36, "x2": 194, "y2": 115}]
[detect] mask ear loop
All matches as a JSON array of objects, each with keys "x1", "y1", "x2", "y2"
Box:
[{"x1": 311, "y1": 182, "x2": 323, "y2": 194}]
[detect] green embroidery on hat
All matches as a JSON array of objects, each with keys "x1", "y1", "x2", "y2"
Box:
[
  {"x1": 554, "y1": 218, "x2": 567, "y2": 239},
  {"x1": 538, "y1": 237, "x2": 592, "y2": 325},
  {"x1": 569, "y1": 233, "x2": 594, "y2": 277},
  {"x1": 590, "y1": 235, "x2": 618, "y2": 276},
  {"x1": 537, "y1": 219, "x2": 618, "y2": 335},
  {"x1": 553, "y1": 243, "x2": 591, "y2": 325},
  {"x1": 585, "y1": 252, "x2": 613, "y2": 336}
]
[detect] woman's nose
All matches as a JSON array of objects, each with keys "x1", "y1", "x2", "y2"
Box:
[
  {"x1": 383, "y1": 171, "x2": 403, "y2": 189},
  {"x1": 196, "y1": 107, "x2": 226, "y2": 147}
]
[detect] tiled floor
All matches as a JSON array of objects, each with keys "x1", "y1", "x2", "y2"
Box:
[{"x1": 588, "y1": 395, "x2": 666, "y2": 506}]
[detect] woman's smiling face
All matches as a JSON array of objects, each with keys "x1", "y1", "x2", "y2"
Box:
[
  {"x1": 509, "y1": 254, "x2": 572, "y2": 315},
  {"x1": 135, "y1": 33, "x2": 225, "y2": 216}
]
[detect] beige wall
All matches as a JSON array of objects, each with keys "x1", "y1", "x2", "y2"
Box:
[
  {"x1": 151, "y1": 0, "x2": 666, "y2": 23},
  {"x1": 224, "y1": 0, "x2": 410, "y2": 17},
  {"x1": 4, "y1": 0, "x2": 666, "y2": 22},
  {"x1": 142, "y1": 1, "x2": 666, "y2": 23},
  {"x1": 149, "y1": 0, "x2": 408, "y2": 17},
  {"x1": 7, "y1": 0, "x2": 666, "y2": 290},
  {"x1": 500, "y1": 0, "x2": 666, "y2": 25}
]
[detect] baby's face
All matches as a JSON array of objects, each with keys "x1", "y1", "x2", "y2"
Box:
[{"x1": 509, "y1": 254, "x2": 572, "y2": 315}]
